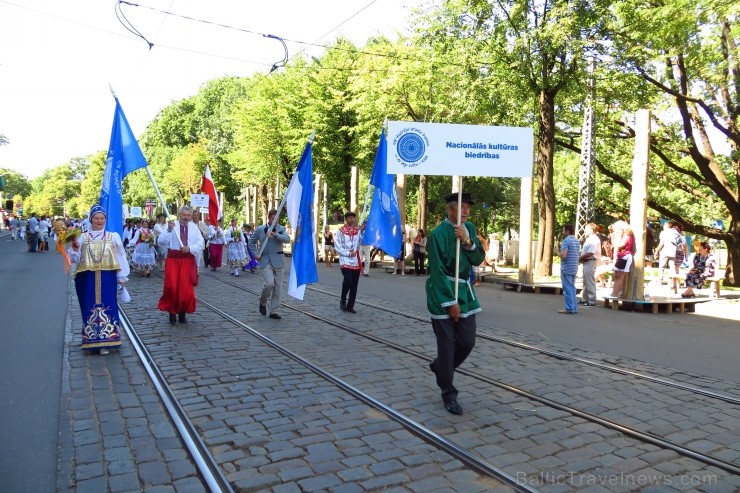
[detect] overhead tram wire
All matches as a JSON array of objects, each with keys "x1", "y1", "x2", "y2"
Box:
[
  {"x1": 4, "y1": 0, "x2": 494, "y2": 86},
  {"x1": 0, "y1": 0, "x2": 270, "y2": 70},
  {"x1": 111, "y1": 0, "x2": 482, "y2": 73},
  {"x1": 128, "y1": 0, "x2": 176, "y2": 94}
]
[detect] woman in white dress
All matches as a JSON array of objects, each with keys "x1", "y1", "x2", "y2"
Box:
[
  {"x1": 131, "y1": 219, "x2": 157, "y2": 276},
  {"x1": 225, "y1": 218, "x2": 247, "y2": 276}
]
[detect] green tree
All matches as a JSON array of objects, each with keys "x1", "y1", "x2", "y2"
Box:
[
  {"x1": 0, "y1": 168, "x2": 32, "y2": 198},
  {"x1": 25, "y1": 163, "x2": 81, "y2": 217},
  {"x1": 77, "y1": 151, "x2": 107, "y2": 215},
  {"x1": 418, "y1": 0, "x2": 605, "y2": 275},
  {"x1": 229, "y1": 68, "x2": 310, "y2": 218},
  {"x1": 593, "y1": 0, "x2": 739, "y2": 284}
]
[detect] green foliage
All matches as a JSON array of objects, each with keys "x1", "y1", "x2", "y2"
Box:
[
  {"x1": 0, "y1": 168, "x2": 32, "y2": 198},
  {"x1": 24, "y1": 162, "x2": 81, "y2": 216},
  {"x1": 76, "y1": 151, "x2": 107, "y2": 214},
  {"x1": 13, "y1": 1, "x2": 740, "y2": 283}
]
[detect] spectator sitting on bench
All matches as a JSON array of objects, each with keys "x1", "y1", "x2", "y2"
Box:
[{"x1": 681, "y1": 241, "x2": 717, "y2": 298}]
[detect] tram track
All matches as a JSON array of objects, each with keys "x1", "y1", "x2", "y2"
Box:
[
  {"x1": 195, "y1": 297, "x2": 539, "y2": 492},
  {"x1": 118, "y1": 307, "x2": 235, "y2": 493},
  {"x1": 119, "y1": 273, "x2": 534, "y2": 492},
  {"x1": 304, "y1": 285, "x2": 740, "y2": 406},
  {"x1": 198, "y1": 270, "x2": 740, "y2": 476}
]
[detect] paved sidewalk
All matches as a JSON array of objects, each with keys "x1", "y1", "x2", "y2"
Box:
[{"x1": 57, "y1": 284, "x2": 206, "y2": 493}]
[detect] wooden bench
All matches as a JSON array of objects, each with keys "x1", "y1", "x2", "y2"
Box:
[
  {"x1": 503, "y1": 281, "x2": 582, "y2": 295},
  {"x1": 668, "y1": 273, "x2": 683, "y2": 294},
  {"x1": 669, "y1": 273, "x2": 722, "y2": 298},
  {"x1": 706, "y1": 277, "x2": 722, "y2": 298},
  {"x1": 603, "y1": 295, "x2": 710, "y2": 314}
]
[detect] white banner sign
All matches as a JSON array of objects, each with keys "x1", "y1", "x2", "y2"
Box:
[
  {"x1": 190, "y1": 194, "x2": 209, "y2": 208},
  {"x1": 130, "y1": 207, "x2": 142, "y2": 217},
  {"x1": 387, "y1": 121, "x2": 533, "y2": 177}
]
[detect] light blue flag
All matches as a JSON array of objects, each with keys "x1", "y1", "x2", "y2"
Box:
[
  {"x1": 99, "y1": 97, "x2": 148, "y2": 237},
  {"x1": 286, "y1": 141, "x2": 319, "y2": 300},
  {"x1": 362, "y1": 128, "x2": 402, "y2": 256}
]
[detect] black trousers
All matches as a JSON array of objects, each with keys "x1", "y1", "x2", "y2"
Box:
[
  {"x1": 413, "y1": 251, "x2": 426, "y2": 274},
  {"x1": 430, "y1": 315, "x2": 476, "y2": 403},
  {"x1": 340, "y1": 268, "x2": 360, "y2": 309},
  {"x1": 203, "y1": 243, "x2": 210, "y2": 267}
]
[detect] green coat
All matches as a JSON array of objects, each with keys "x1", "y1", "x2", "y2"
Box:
[{"x1": 425, "y1": 220, "x2": 485, "y2": 319}]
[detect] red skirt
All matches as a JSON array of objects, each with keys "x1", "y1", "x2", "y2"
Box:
[
  {"x1": 158, "y1": 250, "x2": 197, "y2": 314},
  {"x1": 209, "y1": 243, "x2": 224, "y2": 268}
]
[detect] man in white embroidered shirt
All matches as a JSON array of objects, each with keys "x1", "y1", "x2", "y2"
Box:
[{"x1": 157, "y1": 206, "x2": 205, "y2": 325}]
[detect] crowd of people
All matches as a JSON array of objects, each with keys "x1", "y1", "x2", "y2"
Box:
[
  {"x1": 556, "y1": 218, "x2": 719, "y2": 314},
  {"x1": 6, "y1": 200, "x2": 721, "y2": 419}
]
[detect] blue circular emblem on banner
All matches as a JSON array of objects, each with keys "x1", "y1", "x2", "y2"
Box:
[{"x1": 397, "y1": 133, "x2": 426, "y2": 163}]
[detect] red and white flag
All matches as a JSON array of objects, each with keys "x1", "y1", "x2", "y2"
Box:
[{"x1": 201, "y1": 164, "x2": 221, "y2": 226}]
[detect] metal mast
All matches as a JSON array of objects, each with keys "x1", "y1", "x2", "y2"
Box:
[{"x1": 576, "y1": 61, "x2": 596, "y2": 240}]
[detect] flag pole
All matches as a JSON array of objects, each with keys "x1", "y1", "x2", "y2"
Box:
[
  {"x1": 146, "y1": 165, "x2": 184, "y2": 248},
  {"x1": 454, "y1": 176, "x2": 463, "y2": 300},
  {"x1": 360, "y1": 119, "x2": 388, "y2": 223},
  {"x1": 258, "y1": 131, "x2": 315, "y2": 258}
]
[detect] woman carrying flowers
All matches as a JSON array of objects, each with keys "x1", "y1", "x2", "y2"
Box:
[
  {"x1": 225, "y1": 218, "x2": 248, "y2": 276},
  {"x1": 131, "y1": 219, "x2": 157, "y2": 276},
  {"x1": 67, "y1": 205, "x2": 129, "y2": 355}
]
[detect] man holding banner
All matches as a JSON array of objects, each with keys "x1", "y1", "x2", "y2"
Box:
[{"x1": 426, "y1": 191, "x2": 485, "y2": 416}]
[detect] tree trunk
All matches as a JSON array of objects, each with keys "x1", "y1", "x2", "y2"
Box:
[
  {"x1": 260, "y1": 183, "x2": 269, "y2": 223},
  {"x1": 418, "y1": 175, "x2": 428, "y2": 233},
  {"x1": 725, "y1": 219, "x2": 739, "y2": 286},
  {"x1": 535, "y1": 90, "x2": 557, "y2": 277}
]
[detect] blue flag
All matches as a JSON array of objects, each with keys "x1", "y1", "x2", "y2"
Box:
[
  {"x1": 362, "y1": 128, "x2": 402, "y2": 256},
  {"x1": 99, "y1": 97, "x2": 148, "y2": 237},
  {"x1": 286, "y1": 141, "x2": 318, "y2": 300}
]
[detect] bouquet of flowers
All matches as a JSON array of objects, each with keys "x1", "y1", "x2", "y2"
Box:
[
  {"x1": 231, "y1": 229, "x2": 242, "y2": 241},
  {"x1": 140, "y1": 231, "x2": 155, "y2": 246},
  {"x1": 54, "y1": 220, "x2": 82, "y2": 273},
  {"x1": 61, "y1": 227, "x2": 82, "y2": 244}
]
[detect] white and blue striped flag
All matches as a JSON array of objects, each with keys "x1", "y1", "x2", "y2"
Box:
[{"x1": 286, "y1": 140, "x2": 318, "y2": 300}]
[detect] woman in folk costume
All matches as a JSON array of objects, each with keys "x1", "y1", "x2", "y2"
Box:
[
  {"x1": 130, "y1": 219, "x2": 157, "y2": 276},
  {"x1": 67, "y1": 205, "x2": 129, "y2": 355},
  {"x1": 208, "y1": 218, "x2": 226, "y2": 271},
  {"x1": 225, "y1": 218, "x2": 248, "y2": 276},
  {"x1": 242, "y1": 223, "x2": 259, "y2": 273}
]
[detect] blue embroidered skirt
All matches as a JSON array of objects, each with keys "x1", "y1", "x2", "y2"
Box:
[{"x1": 74, "y1": 270, "x2": 122, "y2": 351}]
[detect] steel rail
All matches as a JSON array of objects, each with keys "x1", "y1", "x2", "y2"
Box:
[
  {"x1": 200, "y1": 273, "x2": 740, "y2": 475},
  {"x1": 196, "y1": 296, "x2": 540, "y2": 493},
  {"x1": 118, "y1": 308, "x2": 235, "y2": 493},
  {"x1": 305, "y1": 284, "x2": 740, "y2": 406}
]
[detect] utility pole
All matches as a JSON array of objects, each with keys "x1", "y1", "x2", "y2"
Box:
[{"x1": 576, "y1": 60, "x2": 596, "y2": 240}]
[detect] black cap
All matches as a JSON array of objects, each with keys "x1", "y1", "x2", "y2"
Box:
[
  {"x1": 444, "y1": 191, "x2": 475, "y2": 205},
  {"x1": 344, "y1": 211, "x2": 357, "y2": 217}
]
